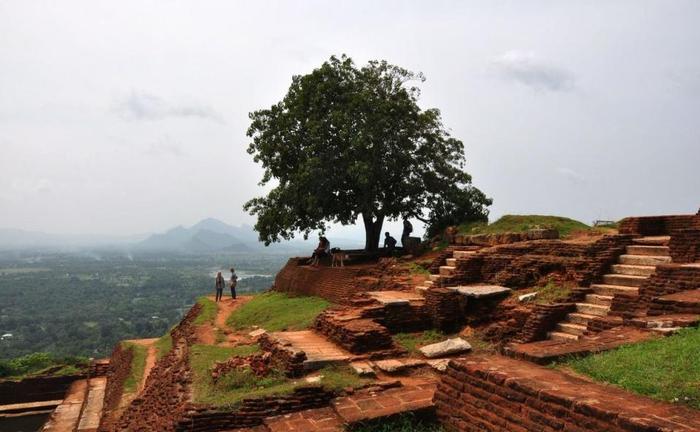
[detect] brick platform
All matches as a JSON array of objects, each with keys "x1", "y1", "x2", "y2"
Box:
[
  {"x1": 264, "y1": 407, "x2": 343, "y2": 432},
  {"x1": 332, "y1": 383, "x2": 436, "y2": 424},
  {"x1": 435, "y1": 355, "x2": 700, "y2": 432},
  {"x1": 268, "y1": 331, "x2": 351, "y2": 369},
  {"x1": 504, "y1": 326, "x2": 658, "y2": 364}
]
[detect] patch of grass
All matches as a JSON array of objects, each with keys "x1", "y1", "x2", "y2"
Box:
[
  {"x1": 534, "y1": 281, "x2": 572, "y2": 304},
  {"x1": 190, "y1": 343, "x2": 294, "y2": 407},
  {"x1": 316, "y1": 364, "x2": 372, "y2": 391},
  {"x1": 226, "y1": 292, "x2": 330, "y2": 332},
  {"x1": 406, "y1": 262, "x2": 430, "y2": 276},
  {"x1": 0, "y1": 353, "x2": 88, "y2": 380},
  {"x1": 458, "y1": 215, "x2": 590, "y2": 238},
  {"x1": 564, "y1": 327, "x2": 700, "y2": 409},
  {"x1": 393, "y1": 330, "x2": 447, "y2": 355},
  {"x1": 122, "y1": 342, "x2": 148, "y2": 393},
  {"x1": 154, "y1": 332, "x2": 173, "y2": 360},
  {"x1": 348, "y1": 412, "x2": 445, "y2": 431},
  {"x1": 194, "y1": 296, "x2": 218, "y2": 326}
]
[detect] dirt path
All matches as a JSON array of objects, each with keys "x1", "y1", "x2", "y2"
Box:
[
  {"x1": 123, "y1": 338, "x2": 158, "y2": 391},
  {"x1": 194, "y1": 295, "x2": 253, "y2": 346}
]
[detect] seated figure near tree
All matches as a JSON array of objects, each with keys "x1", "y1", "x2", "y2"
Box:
[
  {"x1": 384, "y1": 232, "x2": 397, "y2": 253},
  {"x1": 309, "y1": 236, "x2": 330, "y2": 266}
]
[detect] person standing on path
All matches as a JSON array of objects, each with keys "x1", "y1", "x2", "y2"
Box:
[
  {"x1": 229, "y1": 267, "x2": 238, "y2": 300},
  {"x1": 214, "y1": 271, "x2": 225, "y2": 302}
]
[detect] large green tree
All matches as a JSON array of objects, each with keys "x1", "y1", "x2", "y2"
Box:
[{"x1": 245, "y1": 55, "x2": 491, "y2": 251}]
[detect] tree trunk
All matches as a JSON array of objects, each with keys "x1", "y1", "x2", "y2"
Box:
[{"x1": 362, "y1": 213, "x2": 384, "y2": 252}]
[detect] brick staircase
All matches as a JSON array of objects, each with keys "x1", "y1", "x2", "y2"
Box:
[
  {"x1": 415, "y1": 250, "x2": 477, "y2": 294},
  {"x1": 548, "y1": 236, "x2": 671, "y2": 341}
]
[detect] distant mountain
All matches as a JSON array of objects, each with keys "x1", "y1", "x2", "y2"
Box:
[
  {"x1": 0, "y1": 228, "x2": 148, "y2": 250},
  {"x1": 135, "y1": 219, "x2": 258, "y2": 253}
]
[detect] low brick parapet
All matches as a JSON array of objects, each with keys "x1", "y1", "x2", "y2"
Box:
[{"x1": 435, "y1": 355, "x2": 700, "y2": 431}]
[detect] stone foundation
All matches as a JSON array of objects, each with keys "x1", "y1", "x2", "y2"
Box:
[{"x1": 435, "y1": 355, "x2": 700, "y2": 431}]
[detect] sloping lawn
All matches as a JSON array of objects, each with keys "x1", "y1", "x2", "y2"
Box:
[
  {"x1": 122, "y1": 342, "x2": 148, "y2": 393},
  {"x1": 194, "y1": 296, "x2": 218, "y2": 325},
  {"x1": 459, "y1": 215, "x2": 590, "y2": 237},
  {"x1": 226, "y1": 292, "x2": 330, "y2": 332},
  {"x1": 565, "y1": 327, "x2": 700, "y2": 409}
]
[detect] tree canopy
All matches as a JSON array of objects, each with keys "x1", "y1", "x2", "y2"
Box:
[{"x1": 245, "y1": 55, "x2": 491, "y2": 250}]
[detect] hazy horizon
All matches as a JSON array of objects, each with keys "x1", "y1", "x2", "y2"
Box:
[{"x1": 2, "y1": 1, "x2": 699, "y2": 239}]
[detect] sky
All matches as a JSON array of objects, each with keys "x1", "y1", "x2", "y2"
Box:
[{"x1": 1, "y1": 0, "x2": 699, "y2": 240}]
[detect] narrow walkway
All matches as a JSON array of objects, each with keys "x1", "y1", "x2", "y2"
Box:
[
  {"x1": 76, "y1": 377, "x2": 106, "y2": 431},
  {"x1": 269, "y1": 330, "x2": 351, "y2": 369},
  {"x1": 125, "y1": 338, "x2": 158, "y2": 391},
  {"x1": 41, "y1": 380, "x2": 87, "y2": 432},
  {"x1": 263, "y1": 383, "x2": 436, "y2": 431}
]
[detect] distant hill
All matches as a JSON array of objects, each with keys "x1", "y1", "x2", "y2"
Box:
[
  {"x1": 0, "y1": 228, "x2": 148, "y2": 250},
  {"x1": 135, "y1": 218, "x2": 259, "y2": 253}
]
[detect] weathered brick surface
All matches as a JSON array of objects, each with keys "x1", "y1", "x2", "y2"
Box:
[
  {"x1": 0, "y1": 374, "x2": 85, "y2": 405},
  {"x1": 504, "y1": 327, "x2": 657, "y2": 364},
  {"x1": 447, "y1": 235, "x2": 634, "y2": 289},
  {"x1": 258, "y1": 333, "x2": 307, "y2": 377},
  {"x1": 435, "y1": 355, "x2": 700, "y2": 432},
  {"x1": 102, "y1": 303, "x2": 202, "y2": 432},
  {"x1": 424, "y1": 288, "x2": 462, "y2": 332},
  {"x1": 512, "y1": 303, "x2": 574, "y2": 343},
  {"x1": 619, "y1": 214, "x2": 700, "y2": 236},
  {"x1": 175, "y1": 386, "x2": 336, "y2": 431},
  {"x1": 313, "y1": 308, "x2": 395, "y2": 354},
  {"x1": 610, "y1": 264, "x2": 700, "y2": 319},
  {"x1": 670, "y1": 228, "x2": 700, "y2": 263},
  {"x1": 647, "y1": 289, "x2": 700, "y2": 316},
  {"x1": 98, "y1": 343, "x2": 134, "y2": 430}
]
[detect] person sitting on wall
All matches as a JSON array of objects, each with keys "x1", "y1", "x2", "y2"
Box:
[
  {"x1": 309, "y1": 236, "x2": 331, "y2": 266},
  {"x1": 384, "y1": 232, "x2": 397, "y2": 254}
]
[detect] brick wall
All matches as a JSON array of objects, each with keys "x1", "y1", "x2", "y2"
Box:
[
  {"x1": 447, "y1": 235, "x2": 633, "y2": 289},
  {"x1": 618, "y1": 214, "x2": 700, "y2": 236},
  {"x1": 273, "y1": 259, "x2": 382, "y2": 304},
  {"x1": 99, "y1": 343, "x2": 135, "y2": 430},
  {"x1": 174, "y1": 386, "x2": 336, "y2": 431},
  {"x1": 435, "y1": 355, "x2": 700, "y2": 432},
  {"x1": 424, "y1": 288, "x2": 462, "y2": 332},
  {"x1": 258, "y1": 333, "x2": 306, "y2": 378},
  {"x1": 669, "y1": 228, "x2": 700, "y2": 263},
  {"x1": 647, "y1": 289, "x2": 700, "y2": 316},
  {"x1": 610, "y1": 264, "x2": 700, "y2": 320},
  {"x1": 104, "y1": 303, "x2": 201, "y2": 432},
  {"x1": 512, "y1": 303, "x2": 574, "y2": 343},
  {"x1": 0, "y1": 374, "x2": 85, "y2": 405}
]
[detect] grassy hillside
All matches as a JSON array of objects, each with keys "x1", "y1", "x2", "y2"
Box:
[
  {"x1": 459, "y1": 215, "x2": 590, "y2": 237},
  {"x1": 226, "y1": 292, "x2": 330, "y2": 332}
]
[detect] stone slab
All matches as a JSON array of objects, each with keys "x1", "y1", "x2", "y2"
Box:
[
  {"x1": 419, "y1": 338, "x2": 471, "y2": 358},
  {"x1": 366, "y1": 291, "x2": 424, "y2": 305},
  {"x1": 350, "y1": 361, "x2": 375, "y2": 377},
  {"x1": 270, "y1": 331, "x2": 350, "y2": 368},
  {"x1": 447, "y1": 284, "x2": 512, "y2": 299},
  {"x1": 372, "y1": 358, "x2": 426, "y2": 373}
]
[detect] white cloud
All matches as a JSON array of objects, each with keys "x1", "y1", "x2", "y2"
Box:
[
  {"x1": 555, "y1": 167, "x2": 585, "y2": 182},
  {"x1": 492, "y1": 51, "x2": 574, "y2": 92},
  {"x1": 144, "y1": 136, "x2": 186, "y2": 157},
  {"x1": 114, "y1": 91, "x2": 225, "y2": 123}
]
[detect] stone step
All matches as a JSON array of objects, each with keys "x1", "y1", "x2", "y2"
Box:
[
  {"x1": 602, "y1": 273, "x2": 647, "y2": 287},
  {"x1": 566, "y1": 312, "x2": 597, "y2": 326},
  {"x1": 423, "y1": 280, "x2": 434, "y2": 287},
  {"x1": 415, "y1": 286, "x2": 429, "y2": 295},
  {"x1": 439, "y1": 266, "x2": 456, "y2": 276},
  {"x1": 632, "y1": 236, "x2": 670, "y2": 246},
  {"x1": 445, "y1": 258, "x2": 457, "y2": 266},
  {"x1": 548, "y1": 331, "x2": 579, "y2": 342},
  {"x1": 619, "y1": 254, "x2": 671, "y2": 266},
  {"x1": 556, "y1": 322, "x2": 587, "y2": 336},
  {"x1": 611, "y1": 264, "x2": 656, "y2": 277},
  {"x1": 429, "y1": 274, "x2": 441, "y2": 281},
  {"x1": 585, "y1": 294, "x2": 613, "y2": 306},
  {"x1": 626, "y1": 245, "x2": 670, "y2": 256},
  {"x1": 575, "y1": 302, "x2": 609, "y2": 316},
  {"x1": 590, "y1": 284, "x2": 639, "y2": 297},
  {"x1": 453, "y1": 250, "x2": 477, "y2": 259}
]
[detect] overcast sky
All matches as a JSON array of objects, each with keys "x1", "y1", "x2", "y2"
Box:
[{"x1": 1, "y1": 0, "x2": 699, "y2": 239}]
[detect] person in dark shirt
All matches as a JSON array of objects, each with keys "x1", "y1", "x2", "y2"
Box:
[
  {"x1": 401, "y1": 219, "x2": 413, "y2": 245},
  {"x1": 384, "y1": 232, "x2": 397, "y2": 253},
  {"x1": 214, "y1": 271, "x2": 225, "y2": 302},
  {"x1": 309, "y1": 236, "x2": 330, "y2": 266},
  {"x1": 229, "y1": 267, "x2": 238, "y2": 300}
]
